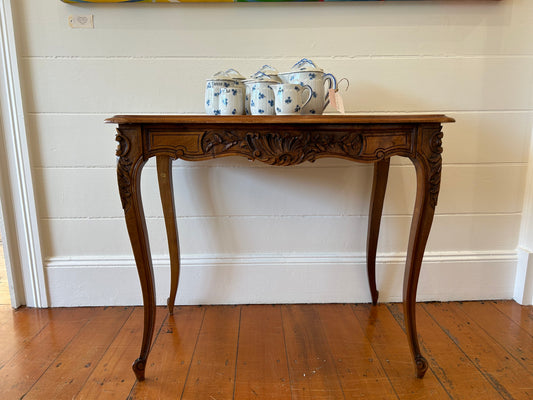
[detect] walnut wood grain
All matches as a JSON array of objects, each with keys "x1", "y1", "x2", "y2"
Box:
[
  {"x1": 156, "y1": 155, "x2": 180, "y2": 315},
  {"x1": 116, "y1": 126, "x2": 156, "y2": 381},
  {"x1": 106, "y1": 114, "x2": 455, "y2": 125},
  {"x1": 367, "y1": 158, "x2": 390, "y2": 305},
  {"x1": 111, "y1": 114, "x2": 454, "y2": 381},
  {"x1": 404, "y1": 124, "x2": 444, "y2": 378},
  {"x1": 144, "y1": 124, "x2": 415, "y2": 164}
]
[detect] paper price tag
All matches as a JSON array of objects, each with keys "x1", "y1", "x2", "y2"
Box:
[
  {"x1": 329, "y1": 88, "x2": 345, "y2": 114},
  {"x1": 335, "y1": 91, "x2": 345, "y2": 114},
  {"x1": 329, "y1": 88, "x2": 337, "y2": 110}
]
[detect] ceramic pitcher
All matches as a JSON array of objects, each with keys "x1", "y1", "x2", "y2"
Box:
[
  {"x1": 279, "y1": 59, "x2": 336, "y2": 115},
  {"x1": 270, "y1": 83, "x2": 312, "y2": 115}
]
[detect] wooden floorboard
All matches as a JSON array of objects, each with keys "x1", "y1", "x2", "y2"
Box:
[
  {"x1": 129, "y1": 306, "x2": 205, "y2": 400},
  {"x1": 0, "y1": 301, "x2": 531, "y2": 399},
  {"x1": 388, "y1": 303, "x2": 504, "y2": 400},
  {"x1": 316, "y1": 304, "x2": 397, "y2": 400},
  {"x1": 0, "y1": 307, "x2": 53, "y2": 370},
  {"x1": 282, "y1": 304, "x2": 345, "y2": 399},
  {"x1": 180, "y1": 305, "x2": 241, "y2": 400},
  {"x1": 424, "y1": 302, "x2": 533, "y2": 400},
  {"x1": 0, "y1": 308, "x2": 95, "y2": 399},
  {"x1": 458, "y1": 301, "x2": 533, "y2": 372},
  {"x1": 234, "y1": 305, "x2": 291, "y2": 400},
  {"x1": 493, "y1": 300, "x2": 533, "y2": 337},
  {"x1": 21, "y1": 306, "x2": 133, "y2": 400},
  {"x1": 352, "y1": 304, "x2": 451, "y2": 400},
  {"x1": 76, "y1": 307, "x2": 167, "y2": 400}
]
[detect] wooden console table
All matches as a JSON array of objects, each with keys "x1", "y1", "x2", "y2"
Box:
[{"x1": 107, "y1": 114, "x2": 454, "y2": 381}]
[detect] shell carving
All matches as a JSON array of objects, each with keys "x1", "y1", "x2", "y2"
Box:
[{"x1": 201, "y1": 130, "x2": 363, "y2": 166}]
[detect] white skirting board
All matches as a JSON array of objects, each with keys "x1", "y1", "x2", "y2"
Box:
[
  {"x1": 44, "y1": 251, "x2": 517, "y2": 307},
  {"x1": 514, "y1": 248, "x2": 533, "y2": 305}
]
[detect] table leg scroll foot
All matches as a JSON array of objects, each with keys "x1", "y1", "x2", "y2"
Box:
[
  {"x1": 132, "y1": 358, "x2": 146, "y2": 381},
  {"x1": 415, "y1": 355, "x2": 428, "y2": 378}
]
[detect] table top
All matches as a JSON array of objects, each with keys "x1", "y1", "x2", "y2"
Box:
[{"x1": 106, "y1": 114, "x2": 455, "y2": 125}]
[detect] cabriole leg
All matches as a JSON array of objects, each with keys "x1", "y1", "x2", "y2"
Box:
[
  {"x1": 404, "y1": 126, "x2": 443, "y2": 378},
  {"x1": 366, "y1": 158, "x2": 390, "y2": 305},
  {"x1": 116, "y1": 128, "x2": 156, "y2": 381},
  {"x1": 156, "y1": 155, "x2": 181, "y2": 316}
]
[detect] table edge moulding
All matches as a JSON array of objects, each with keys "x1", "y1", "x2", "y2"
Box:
[{"x1": 106, "y1": 114, "x2": 455, "y2": 381}]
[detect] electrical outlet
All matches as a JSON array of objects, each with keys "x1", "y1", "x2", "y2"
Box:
[{"x1": 68, "y1": 15, "x2": 94, "y2": 29}]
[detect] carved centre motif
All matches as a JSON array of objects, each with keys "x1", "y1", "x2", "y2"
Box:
[{"x1": 201, "y1": 130, "x2": 363, "y2": 166}]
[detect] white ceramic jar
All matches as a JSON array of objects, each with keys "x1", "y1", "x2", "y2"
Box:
[
  {"x1": 219, "y1": 87, "x2": 245, "y2": 115},
  {"x1": 244, "y1": 72, "x2": 278, "y2": 115},
  {"x1": 205, "y1": 69, "x2": 246, "y2": 115}
]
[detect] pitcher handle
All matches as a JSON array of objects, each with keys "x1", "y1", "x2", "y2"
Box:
[
  {"x1": 323, "y1": 73, "x2": 337, "y2": 111},
  {"x1": 302, "y1": 84, "x2": 313, "y2": 109}
]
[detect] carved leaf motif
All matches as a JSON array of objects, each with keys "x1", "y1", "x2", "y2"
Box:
[
  {"x1": 116, "y1": 131, "x2": 133, "y2": 211},
  {"x1": 246, "y1": 133, "x2": 310, "y2": 165},
  {"x1": 202, "y1": 130, "x2": 243, "y2": 154},
  {"x1": 427, "y1": 128, "x2": 443, "y2": 209},
  {"x1": 201, "y1": 130, "x2": 363, "y2": 166}
]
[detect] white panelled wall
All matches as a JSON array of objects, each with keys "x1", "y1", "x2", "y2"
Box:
[{"x1": 9, "y1": 0, "x2": 533, "y2": 306}]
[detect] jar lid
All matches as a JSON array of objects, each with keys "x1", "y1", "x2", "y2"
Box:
[
  {"x1": 206, "y1": 69, "x2": 245, "y2": 81},
  {"x1": 224, "y1": 68, "x2": 246, "y2": 80},
  {"x1": 244, "y1": 71, "x2": 280, "y2": 84},
  {"x1": 289, "y1": 58, "x2": 324, "y2": 73},
  {"x1": 256, "y1": 64, "x2": 279, "y2": 76}
]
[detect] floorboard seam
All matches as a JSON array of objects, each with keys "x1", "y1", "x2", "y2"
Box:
[
  {"x1": 350, "y1": 304, "x2": 401, "y2": 400},
  {"x1": 422, "y1": 303, "x2": 511, "y2": 400},
  {"x1": 232, "y1": 306, "x2": 243, "y2": 400},
  {"x1": 22, "y1": 311, "x2": 94, "y2": 399},
  {"x1": 178, "y1": 306, "x2": 206, "y2": 400}
]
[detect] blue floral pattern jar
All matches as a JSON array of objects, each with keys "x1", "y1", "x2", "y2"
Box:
[
  {"x1": 205, "y1": 69, "x2": 246, "y2": 115},
  {"x1": 244, "y1": 72, "x2": 279, "y2": 116}
]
